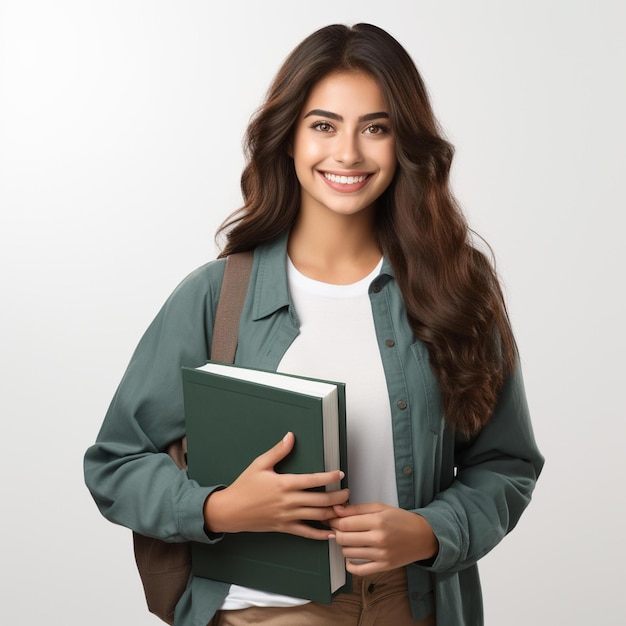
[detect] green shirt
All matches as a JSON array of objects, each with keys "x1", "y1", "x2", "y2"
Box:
[{"x1": 84, "y1": 233, "x2": 544, "y2": 626}]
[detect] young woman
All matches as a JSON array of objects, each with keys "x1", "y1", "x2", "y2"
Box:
[{"x1": 85, "y1": 23, "x2": 543, "y2": 626}]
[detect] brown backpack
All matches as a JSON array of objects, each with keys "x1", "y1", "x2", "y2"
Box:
[{"x1": 132, "y1": 251, "x2": 254, "y2": 624}]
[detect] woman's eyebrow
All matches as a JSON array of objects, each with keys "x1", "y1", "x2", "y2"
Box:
[{"x1": 303, "y1": 109, "x2": 389, "y2": 122}]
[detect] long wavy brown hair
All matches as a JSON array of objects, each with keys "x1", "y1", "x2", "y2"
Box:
[{"x1": 217, "y1": 23, "x2": 516, "y2": 437}]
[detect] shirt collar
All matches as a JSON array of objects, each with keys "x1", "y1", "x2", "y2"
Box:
[
  {"x1": 251, "y1": 232, "x2": 292, "y2": 321},
  {"x1": 250, "y1": 231, "x2": 396, "y2": 321}
]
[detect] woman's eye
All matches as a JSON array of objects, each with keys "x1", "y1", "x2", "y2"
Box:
[
  {"x1": 365, "y1": 124, "x2": 388, "y2": 135},
  {"x1": 312, "y1": 122, "x2": 333, "y2": 132}
]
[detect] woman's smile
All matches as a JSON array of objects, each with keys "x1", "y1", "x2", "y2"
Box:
[{"x1": 319, "y1": 171, "x2": 372, "y2": 192}]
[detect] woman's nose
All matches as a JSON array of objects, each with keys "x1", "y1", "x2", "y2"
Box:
[{"x1": 333, "y1": 133, "x2": 363, "y2": 165}]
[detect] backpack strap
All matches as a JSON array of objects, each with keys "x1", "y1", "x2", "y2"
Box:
[
  {"x1": 210, "y1": 251, "x2": 254, "y2": 363},
  {"x1": 134, "y1": 250, "x2": 255, "y2": 625},
  {"x1": 172, "y1": 249, "x2": 254, "y2": 466}
]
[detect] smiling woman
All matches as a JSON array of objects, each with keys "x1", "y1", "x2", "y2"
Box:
[{"x1": 84, "y1": 22, "x2": 543, "y2": 626}]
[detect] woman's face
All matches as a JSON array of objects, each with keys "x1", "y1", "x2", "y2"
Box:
[{"x1": 291, "y1": 71, "x2": 397, "y2": 220}]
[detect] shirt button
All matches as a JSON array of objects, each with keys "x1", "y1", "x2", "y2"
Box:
[
  {"x1": 385, "y1": 339, "x2": 395, "y2": 347},
  {"x1": 403, "y1": 465, "x2": 413, "y2": 476},
  {"x1": 397, "y1": 400, "x2": 407, "y2": 410},
  {"x1": 372, "y1": 283, "x2": 381, "y2": 293},
  {"x1": 412, "y1": 592, "x2": 422, "y2": 601}
]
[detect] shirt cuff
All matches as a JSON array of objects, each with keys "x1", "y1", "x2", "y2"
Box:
[
  {"x1": 412, "y1": 503, "x2": 463, "y2": 572},
  {"x1": 177, "y1": 483, "x2": 227, "y2": 543}
]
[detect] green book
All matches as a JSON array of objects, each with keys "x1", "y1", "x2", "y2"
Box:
[{"x1": 182, "y1": 361, "x2": 349, "y2": 604}]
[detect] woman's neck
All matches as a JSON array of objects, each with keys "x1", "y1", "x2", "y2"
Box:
[{"x1": 287, "y1": 209, "x2": 382, "y2": 285}]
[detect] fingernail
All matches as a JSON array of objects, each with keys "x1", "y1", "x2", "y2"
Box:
[
  {"x1": 283, "y1": 432, "x2": 291, "y2": 443},
  {"x1": 339, "y1": 470, "x2": 345, "y2": 479}
]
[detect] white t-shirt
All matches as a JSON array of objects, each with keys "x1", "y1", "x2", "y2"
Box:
[{"x1": 219, "y1": 257, "x2": 397, "y2": 610}]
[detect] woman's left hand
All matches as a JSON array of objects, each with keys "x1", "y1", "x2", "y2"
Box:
[{"x1": 328, "y1": 503, "x2": 439, "y2": 575}]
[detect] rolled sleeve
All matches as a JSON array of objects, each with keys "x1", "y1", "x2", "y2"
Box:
[
  {"x1": 177, "y1": 482, "x2": 226, "y2": 543},
  {"x1": 414, "y1": 363, "x2": 544, "y2": 573}
]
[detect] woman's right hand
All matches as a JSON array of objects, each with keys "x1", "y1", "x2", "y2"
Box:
[{"x1": 203, "y1": 432, "x2": 349, "y2": 540}]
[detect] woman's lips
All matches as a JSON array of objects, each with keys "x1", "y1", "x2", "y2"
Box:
[{"x1": 319, "y1": 171, "x2": 372, "y2": 192}]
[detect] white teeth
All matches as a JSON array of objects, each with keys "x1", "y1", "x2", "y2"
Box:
[{"x1": 324, "y1": 173, "x2": 368, "y2": 184}]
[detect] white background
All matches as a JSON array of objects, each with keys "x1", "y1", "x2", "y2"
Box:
[{"x1": 1, "y1": 1, "x2": 624, "y2": 624}]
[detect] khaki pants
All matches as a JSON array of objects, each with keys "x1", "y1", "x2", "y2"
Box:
[{"x1": 208, "y1": 567, "x2": 435, "y2": 626}]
